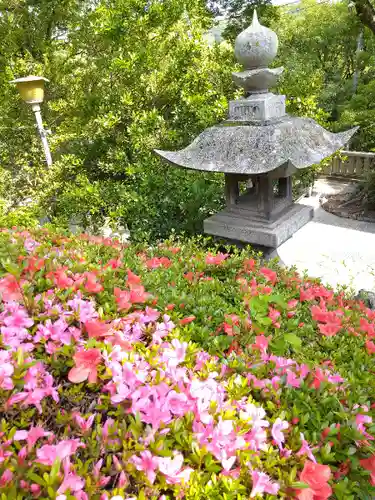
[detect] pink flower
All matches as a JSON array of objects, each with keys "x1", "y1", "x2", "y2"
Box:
[
  {"x1": 67, "y1": 296, "x2": 98, "y2": 322},
  {"x1": 131, "y1": 450, "x2": 159, "y2": 484},
  {"x1": 297, "y1": 433, "x2": 317, "y2": 463},
  {"x1": 68, "y1": 348, "x2": 101, "y2": 384},
  {"x1": 157, "y1": 453, "x2": 192, "y2": 484},
  {"x1": 57, "y1": 458, "x2": 85, "y2": 494},
  {"x1": 286, "y1": 370, "x2": 301, "y2": 388},
  {"x1": 239, "y1": 403, "x2": 269, "y2": 429},
  {"x1": 3, "y1": 307, "x2": 33, "y2": 329},
  {"x1": 24, "y1": 238, "x2": 40, "y2": 253},
  {"x1": 251, "y1": 335, "x2": 269, "y2": 354},
  {"x1": 268, "y1": 307, "x2": 280, "y2": 325},
  {"x1": 73, "y1": 413, "x2": 96, "y2": 433},
  {"x1": 0, "y1": 350, "x2": 14, "y2": 390},
  {"x1": 271, "y1": 418, "x2": 289, "y2": 449},
  {"x1": 14, "y1": 426, "x2": 52, "y2": 450},
  {"x1": 0, "y1": 469, "x2": 13, "y2": 487},
  {"x1": 161, "y1": 339, "x2": 187, "y2": 368},
  {"x1": 36, "y1": 439, "x2": 84, "y2": 466},
  {"x1": 162, "y1": 390, "x2": 191, "y2": 416},
  {"x1": 250, "y1": 470, "x2": 280, "y2": 497},
  {"x1": 356, "y1": 414, "x2": 373, "y2": 438}
]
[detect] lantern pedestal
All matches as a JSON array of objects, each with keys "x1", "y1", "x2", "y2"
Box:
[
  {"x1": 204, "y1": 172, "x2": 313, "y2": 247},
  {"x1": 204, "y1": 202, "x2": 313, "y2": 248}
]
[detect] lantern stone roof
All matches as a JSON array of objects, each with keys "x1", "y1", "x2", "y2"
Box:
[
  {"x1": 154, "y1": 11, "x2": 357, "y2": 174},
  {"x1": 155, "y1": 119, "x2": 357, "y2": 175}
]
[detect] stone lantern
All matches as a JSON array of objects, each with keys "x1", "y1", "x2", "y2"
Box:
[{"x1": 154, "y1": 12, "x2": 357, "y2": 247}]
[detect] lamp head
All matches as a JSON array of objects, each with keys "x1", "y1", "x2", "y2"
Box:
[{"x1": 10, "y1": 75, "x2": 49, "y2": 104}]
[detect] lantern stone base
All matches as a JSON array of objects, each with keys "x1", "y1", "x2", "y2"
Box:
[{"x1": 204, "y1": 203, "x2": 313, "y2": 248}]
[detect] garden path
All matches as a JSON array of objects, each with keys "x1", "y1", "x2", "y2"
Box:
[{"x1": 270, "y1": 178, "x2": 375, "y2": 292}]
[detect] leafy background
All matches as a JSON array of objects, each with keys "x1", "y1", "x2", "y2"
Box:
[{"x1": 2, "y1": 0, "x2": 375, "y2": 241}]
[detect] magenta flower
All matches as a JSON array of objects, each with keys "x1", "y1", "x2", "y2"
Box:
[
  {"x1": 14, "y1": 426, "x2": 52, "y2": 450},
  {"x1": 250, "y1": 470, "x2": 280, "y2": 497},
  {"x1": 157, "y1": 453, "x2": 193, "y2": 484},
  {"x1": 57, "y1": 458, "x2": 85, "y2": 495},
  {"x1": 296, "y1": 432, "x2": 317, "y2": 463},
  {"x1": 36, "y1": 439, "x2": 84, "y2": 466},
  {"x1": 162, "y1": 390, "x2": 191, "y2": 416},
  {"x1": 73, "y1": 413, "x2": 96, "y2": 433},
  {"x1": 161, "y1": 339, "x2": 187, "y2": 368},
  {"x1": 131, "y1": 450, "x2": 159, "y2": 484},
  {"x1": 286, "y1": 370, "x2": 301, "y2": 388},
  {"x1": 0, "y1": 350, "x2": 14, "y2": 390},
  {"x1": 0, "y1": 469, "x2": 13, "y2": 487},
  {"x1": 356, "y1": 414, "x2": 373, "y2": 439},
  {"x1": 271, "y1": 418, "x2": 289, "y2": 449}
]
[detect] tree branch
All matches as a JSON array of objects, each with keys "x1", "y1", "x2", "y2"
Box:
[{"x1": 354, "y1": 0, "x2": 375, "y2": 35}]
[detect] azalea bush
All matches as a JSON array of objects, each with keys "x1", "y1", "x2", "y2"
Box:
[{"x1": 0, "y1": 228, "x2": 374, "y2": 499}]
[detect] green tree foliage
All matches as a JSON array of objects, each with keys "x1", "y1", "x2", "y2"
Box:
[
  {"x1": 0, "y1": 0, "x2": 237, "y2": 240},
  {"x1": 3, "y1": 0, "x2": 375, "y2": 240},
  {"x1": 218, "y1": 0, "x2": 280, "y2": 40}
]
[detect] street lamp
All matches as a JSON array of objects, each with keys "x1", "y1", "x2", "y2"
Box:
[{"x1": 10, "y1": 75, "x2": 52, "y2": 167}]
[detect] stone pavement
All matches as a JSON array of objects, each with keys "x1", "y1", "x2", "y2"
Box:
[{"x1": 269, "y1": 178, "x2": 375, "y2": 293}]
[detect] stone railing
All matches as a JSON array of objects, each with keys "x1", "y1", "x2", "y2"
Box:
[{"x1": 323, "y1": 150, "x2": 375, "y2": 177}]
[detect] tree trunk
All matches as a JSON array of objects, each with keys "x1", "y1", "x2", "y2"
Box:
[{"x1": 354, "y1": 0, "x2": 375, "y2": 35}]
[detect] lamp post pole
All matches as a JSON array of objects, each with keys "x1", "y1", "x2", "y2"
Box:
[
  {"x1": 31, "y1": 103, "x2": 52, "y2": 167},
  {"x1": 10, "y1": 75, "x2": 52, "y2": 167}
]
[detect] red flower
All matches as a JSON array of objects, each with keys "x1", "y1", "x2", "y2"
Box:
[
  {"x1": 68, "y1": 348, "x2": 102, "y2": 384},
  {"x1": 0, "y1": 275, "x2": 22, "y2": 302},
  {"x1": 360, "y1": 455, "x2": 375, "y2": 486},
  {"x1": 223, "y1": 314, "x2": 240, "y2": 336},
  {"x1": 268, "y1": 307, "x2": 281, "y2": 328},
  {"x1": 259, "y1": 267, "x2": 277, "y2": 285},
  {"x1": 84, "y1": 272, "x2": 104, "y2": 294},
  {"x1": 166, "y1": 247, "x2": 180, "y2": 254},
  {"x1": 114, "y1": 288, "x2": 131, "y2": 311},
  {"x1": 296, "y1": 461, "x2": 332, "y2": 499},
  {"x1": 205, "y1": 253, "x2": 228, "y2": 265},
  {"x1": 127, "y1": 270, "x2": 141, "y2": 285},
  {"x1": 114, "y1": 286, "x2": 149, "y2": 311},
  {"x1": 310, "y1": 368, "x2": 326, "y2": 389},
  {"x1": 51, "y1": 268, "x2": 73, "y2": 289},
  {"x1": 129, "y1": 285, "x2": 149, "y2": 304},
  {"x1": 318, "y1": 322, "x2": 341, "y2": 337},
  {"x1": 180, "y1": 316, "x2": 196, "y2": 325},
  {"x1": 145, "y1": 257, "x2": 171, "y2": 269},
  {"x1": 365, "y1": 340, "x2": 375, "y2": 355},
  {"x1": 85, "y1": 320, "x2": 111, "y2": 338},
  {"x1": 334, "y1": 460, "x2": 350, "y2": 480},
  {"x1": 243, "y1": 258, "x2": 256, "y2": 271},
  {"x1": 300, "y1": 288, "x2": 315, "y2": 302},
  {"x1": 360, "y1": 318, "x2": 375, "y2": 337}
]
